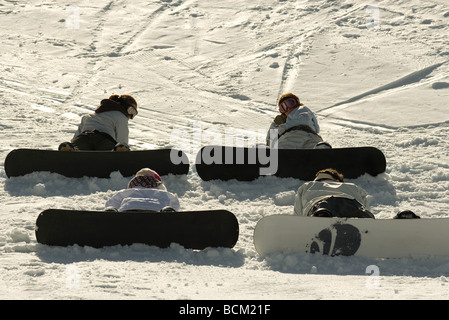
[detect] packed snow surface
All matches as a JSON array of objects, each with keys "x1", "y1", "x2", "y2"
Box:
[{"x1": 1, "y1": 0, "x2": 449, "y2": 300}]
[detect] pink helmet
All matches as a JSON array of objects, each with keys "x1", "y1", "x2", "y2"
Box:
[{"x1": 127, "y1": 168, "x2": 163, "y2": 189}]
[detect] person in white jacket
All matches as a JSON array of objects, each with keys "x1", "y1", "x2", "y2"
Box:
[
  {"x1": 294, "y1": 168, "x2": 420, "y2": 219},
  {"x1": 105, "y1": 168, "x2": 180, "y2": 212},
  {"x1": 59, "y1": 94, "x2": 138, "y2": 151},
  {"x1": 294, "y1": 168, "x2": 374, "y2": 218},
  {"x1": 266, "y1": 92, "x2": 331, "y2": 149}
]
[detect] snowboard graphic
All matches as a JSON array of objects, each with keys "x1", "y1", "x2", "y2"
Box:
[
  {"x1": 5, "y1": 148, "x2": 189, "y2": 178},
  {"x1": 36, "y1": 209, "x2": 239, "y2": 249},
  {"x1": 195, "y1": 146, "x2": 386, "y2": 181}
]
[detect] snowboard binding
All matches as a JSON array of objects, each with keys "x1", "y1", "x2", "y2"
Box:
[
  {"x1": 58, "y1": 142, "x2": 78, "y2": 151},
  {"x1": 393, "y1": 210, "x2": 420, "y2": 219},
  {"x1": 314, "y1": 141, "x2": 332, "y2": 149},
  {"x1": 113, "y1": 143, "x2": 130, "y2": 152}
]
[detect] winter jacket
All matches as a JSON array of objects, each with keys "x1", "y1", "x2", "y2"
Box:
[
  {"x1": 294, "y1": 180, "x2": 370, "y2": 216},
  {"x1": 73, "y1": 111, "x2": 129, "y2": 145},
  {"x1": 266, "y1": 106, "x2": 322, "y2": 149},
  {"x1": 105, "y1": 187, "x2": 180, "y2": 212}
]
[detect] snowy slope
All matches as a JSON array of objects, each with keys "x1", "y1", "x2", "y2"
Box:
[{"x1": 1, "y1": 0, "x2": 449, "y2": 300}]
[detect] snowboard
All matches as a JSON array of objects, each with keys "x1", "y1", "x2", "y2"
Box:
[
  {"x1": 35, "y1": 209, "x2": 239, "y2": 249},
  {"x1": 195, "y1": 146, "x2": 386, "y2": 181},
  {"x1": 5, "y1": 148, "x2": 189, "y2": 178},
  {"x1": 254, "y1": 215, "x2": 449, "y2": 259}
]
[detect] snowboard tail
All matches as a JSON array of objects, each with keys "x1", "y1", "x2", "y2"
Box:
[
  {"x1": 36, "y1": 209, "x2": 239, "y2": 249},
  {"x1": 5, "y1": 148, "x2": 189, "y2": 178},
  {"x1": 254, "y1": 215, "x2": 449, "y2": 259},
  {"x1": 195, "y1": 146, "x2": 386, "y2": 181}
]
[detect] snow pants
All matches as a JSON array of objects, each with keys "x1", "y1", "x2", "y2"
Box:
[
  {"x1": 71, "y1": 130, "x2": 117, "y2": 151},
  {"x1": 309, "y1": 196, "x2": 375, "y2": 219}
]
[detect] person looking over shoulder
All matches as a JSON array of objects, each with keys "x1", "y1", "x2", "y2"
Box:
[
  {"x1": 58, "y1": 94, "x2": 138, "y2": 151},
  {"x1": 266, "y1": 92, "x2": 331, "y2": 149}
]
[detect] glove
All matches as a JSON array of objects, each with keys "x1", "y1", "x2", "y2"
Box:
[{"x1": 274, "y1": 113, "x2": 287, "y2": 125}]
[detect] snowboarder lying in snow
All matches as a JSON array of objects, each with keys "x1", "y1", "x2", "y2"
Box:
[
  {"x1": 294, "y1": 168, "x2": 419, "y2": 219},
  {"x1": 266, "y1": 92, "x2": 331, "y2": 149},
  {"x1": 59, "y1": 94, "x2": 138, "y2": 151},
  {"x1": 105, "y1": 168, "x2": 180, "y2": 212}
]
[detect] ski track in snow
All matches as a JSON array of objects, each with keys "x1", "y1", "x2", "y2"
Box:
[{"x1": 1, "y1": 0, "x2": 449, "y2": 301}]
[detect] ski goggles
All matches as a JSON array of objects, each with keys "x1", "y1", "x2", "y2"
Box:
[
  {"x1": 278, "y1": 98, "x2": 298, "y2": 113},
  {"x1": 127, "y1": 106, "x2": 138, "y2": 119}
]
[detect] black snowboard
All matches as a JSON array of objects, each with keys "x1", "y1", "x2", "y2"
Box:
[
  {"x1": 195, "y1": 146, "x2": 386, "y2": 181},
  {"x1": 35, "y1": 209, "x2": 239, "y2": 249},
  {"x1": 5, "y1": 148, "x2": 189, "y2": 178}
]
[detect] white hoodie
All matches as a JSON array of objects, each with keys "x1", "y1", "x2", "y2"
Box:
[{"x1": 105, "y1": 186, "x2": 180, "y2": 212}]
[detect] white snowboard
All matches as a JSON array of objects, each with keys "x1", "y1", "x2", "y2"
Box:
[{"x1": 254, "y1": 215, "x2": 449, "y2": 259}]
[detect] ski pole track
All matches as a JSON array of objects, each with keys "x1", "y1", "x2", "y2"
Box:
[
  {"x1": 320, "y1": 61, "x2": 449, "y2": 113},
  {"x1": 100, "y1": 0, "x2": 202, "y2": 57},
  {"x1": 325, "y1": 118, "x2": 397, "y2": 133},
  {"x1": 90, "y1": 0, "x2": 221, "y2": 89},
  {"x1": 59, "y1": 1, "x2": 115, "y2": 107},
  {"x1": 241, "y1": 2, "x2": 374, "y2": 102},
  {"x1": 60, "y1": 0, "x2": 177, "y2": 106},
  {"x1": 109, "y1": 47, "x2": 213, "y2": 88}
]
